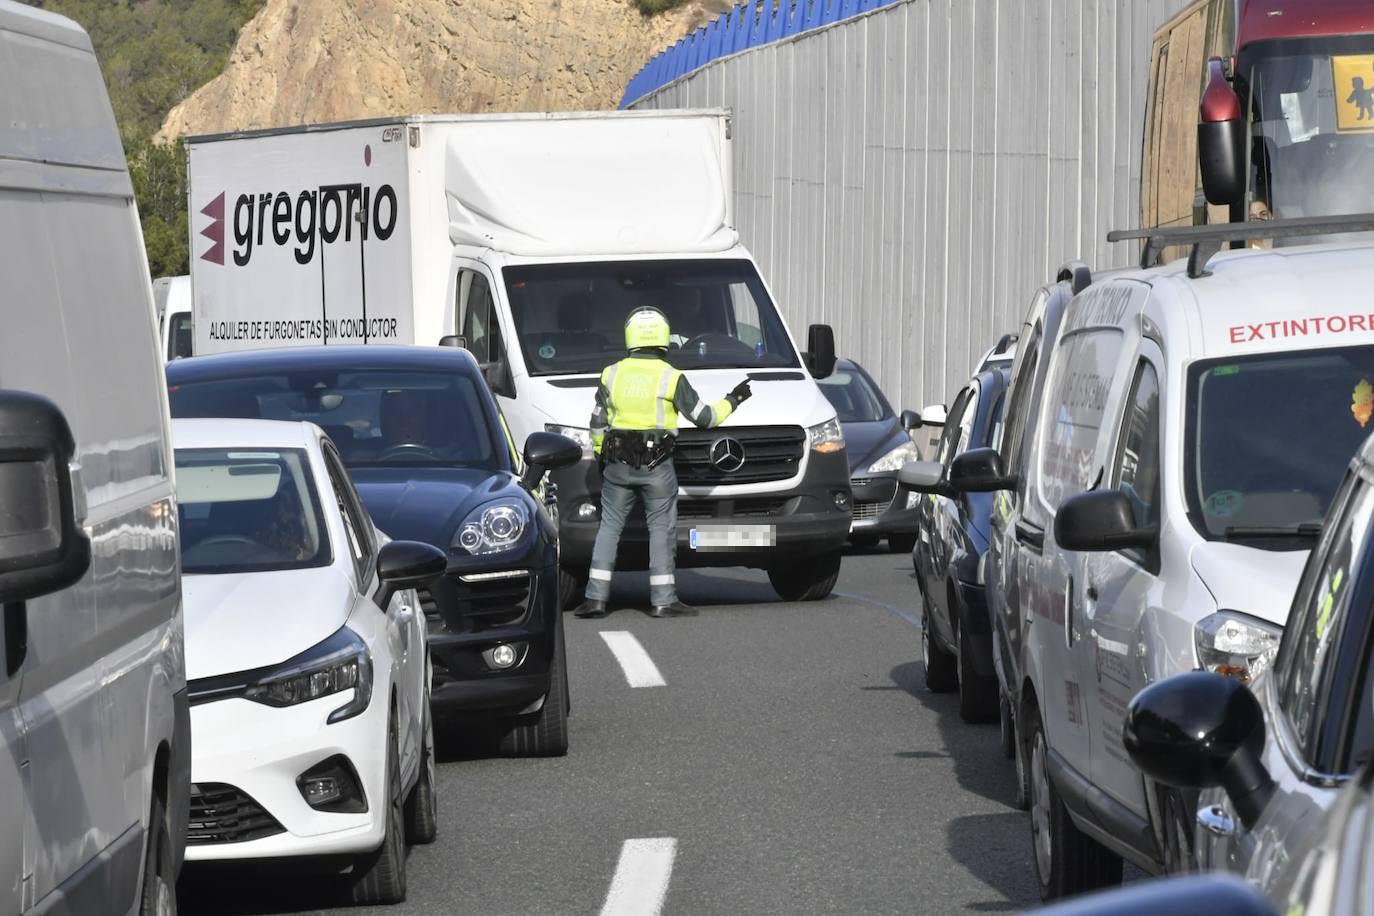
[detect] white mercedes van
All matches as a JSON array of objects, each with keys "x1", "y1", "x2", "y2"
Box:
[{"x1": 0, "y1": 3, "x2": 188, "y2": 912}]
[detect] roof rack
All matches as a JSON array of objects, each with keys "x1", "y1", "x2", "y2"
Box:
[{"x1": 1107, "y1": 213, "x2": 1374, "y2": 279}]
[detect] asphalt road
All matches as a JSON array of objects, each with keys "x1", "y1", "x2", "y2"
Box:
[{"x1": 177, "y1": 547, "x2": 1046, "y2": 915}]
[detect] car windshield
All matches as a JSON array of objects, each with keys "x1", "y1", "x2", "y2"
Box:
[
  {"x1": 1242, "y1": 37, "x2": 1374, "y2": 225},
  {"x1": 818, "y1": 365, "x2": 890, "y2": 423},
  {"x1": 175, "y1": 448, "x2": 331, "y2": 575},
  {"x1": 1186, "y1": 346, "x2": 1374, "y2": 544},
  {"x1": 169, "y1": 370, "x2": 502, "y2": 471},
  {"x1": 503, "y1": 259, "x2": 801, "y2": 376}
]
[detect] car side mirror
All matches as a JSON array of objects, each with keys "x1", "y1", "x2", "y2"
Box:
[
  {"x1": 1054, "y1": 490, "x2": 1156, "y2": 552},
  {"x1": 438, "y1": 334, "x2": 467, "y2": 349},
  {"x1": 0, "y1": 391, "x2": 91, "y2": 605},
  {"x1": 804, "y1": 324, "x2": 837, "y2": 380},
  {"x1": 373, "y1": 539, "x2": 448, "y2": 610},
  {"x1": 1123, "y1": 671, "x2": 1273, "y2": 830},
  {"x1": 898, "y1": 460, "x2": 953, "y2": 497},
  {"x1": 947, "y1": 448, "x2": 1014, "y2": 493},
  {"x1": 900, "y1": 409, "x2": 922, "y2": 431},
  {"x1": 482, "y1": 361, "x2": 514, "y2": 398},
  {"x1": 520, "y1": 432, "x2": 583, "y2": 490},
  {"x1": 1199, "y1": 57, "x2": 1246, "y2": 208}
]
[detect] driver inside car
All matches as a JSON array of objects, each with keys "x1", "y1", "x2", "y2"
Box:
[{"x1": 379, "y1": 388, "x2": 433, "y2": 456}]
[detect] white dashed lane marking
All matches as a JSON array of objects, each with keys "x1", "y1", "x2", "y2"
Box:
[
  {"x1": 600, "y1": 837, "x2": 677, "y2": 916},
  {"x1": 599, "y1": 631, "x2": 667, "y2": 688}
]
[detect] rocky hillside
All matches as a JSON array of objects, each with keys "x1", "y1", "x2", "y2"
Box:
[{"x1": 159, "y1": 0, "x2": 717, "y2": 139}]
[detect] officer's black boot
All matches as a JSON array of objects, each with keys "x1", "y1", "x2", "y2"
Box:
[
  {"x1": 649, "y1": 601, "x2": 698, "y2": 618},
  {"x1": 573, "y1": 599, "x2": 608, "y2": 619}
]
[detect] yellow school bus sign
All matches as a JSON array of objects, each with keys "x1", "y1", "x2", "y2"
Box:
[{"x1": 1334, "y1": 55, "x2": 1374, "y2": 133}]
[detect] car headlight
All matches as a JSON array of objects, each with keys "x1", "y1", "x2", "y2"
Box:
[
  {"x1": 1194, "y1": 610, "x2": 1282, "y2": 685},
  {"x1": 869, "y1": 440, "x2": 921, "y2": 473},
  {"x1": 453, "y1": 499, "x2": 531, "y2": 556},
  {"x1": 245, "y1": 627, "x2": 373, "y2": 724},
  {"x1": 807, "y1": 418, "x2": 845, "y2": 454},
  {"x1": 545, "y1": 424, "x2": 593, "y2": 457}
]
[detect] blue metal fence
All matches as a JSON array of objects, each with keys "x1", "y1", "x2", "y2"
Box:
[{"x1": 619, "y1": 0, "x2": 903, "y2": 107}]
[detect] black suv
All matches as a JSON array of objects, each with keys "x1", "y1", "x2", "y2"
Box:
[{"x1": 168, "y1": 346, "x2": 580, "y2": 755}]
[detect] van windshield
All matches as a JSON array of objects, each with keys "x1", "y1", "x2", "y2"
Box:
[
  {"x1": 1186, "y1": 346, "x2": 1374, "y2": 546},
  {"x1": 503, "y1": 259, "x2": 801, "y2": 376},
  {"x1": 1242, "y1": 37, "x2": 1374, "y2": 224}
]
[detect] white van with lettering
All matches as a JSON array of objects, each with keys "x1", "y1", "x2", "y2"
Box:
[
  {"x1": 1, "y1": 2, "x2": 188, "y2": 912},
  {"x1": 943, "y1": 217, "x2": 1374, "y2": 899}
]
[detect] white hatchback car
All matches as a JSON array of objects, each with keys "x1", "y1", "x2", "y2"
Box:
[{"x1": 173, "y1": 418, "x2": 446, "y2": 905}]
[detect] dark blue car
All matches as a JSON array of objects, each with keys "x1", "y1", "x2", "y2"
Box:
[{"x1": 167, "y1": 345, "x2": 582, "y2": 756}]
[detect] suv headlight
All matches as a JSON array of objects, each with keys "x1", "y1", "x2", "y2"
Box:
[
  {"x1": 453, "y1": 499, "x2": 531, "y2": 556},
  {"x1": 807, "y1": 418, "x2": 845, "y2": 454},
  {"x1": 1194, "y1": 610, "x2": 1282, "y2": 685},
  {"x1": 545, "y1": 424, "x2": 593, "y2": 457},
  {"x1": 869, "y1": 440, "x2": 921, "y2": 473},
  {"x1": 245, "y1": 627, "x2": 373, "y2": 724}
]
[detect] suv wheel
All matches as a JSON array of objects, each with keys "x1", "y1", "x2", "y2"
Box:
[
  {"x1": 1026, "y1": 705, "x2": 1122, "y2": 900},
  {"x1": 558, "y1": 566, "x2": 587, "y2": 611},
  {"x1": 768, "y1": 552, "x2": 842, "y2": 602},
  {"x1": 888, "y1": 533, "x2": 917, "y2": 554},
  {"x1": 499, "y1": 614, "x2": 570, "y2": 757}
]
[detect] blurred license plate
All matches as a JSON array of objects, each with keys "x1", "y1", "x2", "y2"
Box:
[{"x1": 689, "y1": 525, "x2": 776, "y2": 551}]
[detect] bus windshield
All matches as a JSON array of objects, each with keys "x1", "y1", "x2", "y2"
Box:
[{"x1": 502, "y1": 259, "x2": 801, "y2": 377}]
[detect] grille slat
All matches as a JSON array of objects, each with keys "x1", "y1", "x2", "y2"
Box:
[
  {"x1": 674, "y1": 426, "x2": 805, "y2": 485},
  {"x1": 852, "y1": 494, "x2": 896, "y2": 522},
  {"x1": 187, "y1": 782, "x2": 284, "y2": 845}
]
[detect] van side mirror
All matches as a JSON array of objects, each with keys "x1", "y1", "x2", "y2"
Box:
[
  {"x1": 1123, "y1": 672, "x2": 1273, "y2": 830},
  {"x1": 898, "y1": 460, "x2": 952, "y2": 497},
  {"x1": 900, "y1": 409, "x2": 922, "y2": 431},
  {"x1": 1199, "y1": 57, "x2": 1246, "y2": 208},
  {"x1": 0, "y1": 392, "x2": 91, "y2": 604},
  {"x1": 438, "y1": 335, "x2": 467, "y2": 349},
  {"x1": 520, "y1": 432, "x2": 583, "y2": 490},
  {"x1": 373, "y1": 539, "x2": 447, "y2": 609},
  {"x1": 1054, "y1": 490, "x2": 1156, "y2": 552},
  {"x1": 804, "y1": 324, "x2": 837, "y2": 379},
  {"x1": 483, "y1": 361, "x2": 514, "y2": 399},
  {"x1": 947, "y1": 448, "x2": 1014, "y2": 493}
]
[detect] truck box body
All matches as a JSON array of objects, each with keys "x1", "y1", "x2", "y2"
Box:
[{"x1": 187, "y1": 111, "x2": 853, "y2": 593}]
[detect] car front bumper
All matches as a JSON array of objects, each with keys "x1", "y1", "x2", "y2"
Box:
[
  {"x1": 185, "y1": 689, "x2": 389, "y2": 862},
  {"x1": 848, "y1": 473, "x2": 921, "y2": 538}
]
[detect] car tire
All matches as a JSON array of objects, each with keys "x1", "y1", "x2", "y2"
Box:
[
  {"x1": 850, "y1": 534, "x2": 880, "y2": 550},
  {"x1": 139, "y1": 792, "x2": 177, "y2": 916},
  {"x1": 999, "y1": 694, "x2": 1017, "y2": 759},
  {"x1": 956, "y1": 601, "x2": 999, "y2": 724},
  {"x1": 558, "y1": 566, "x2": 587, "y2": 611},
  {"x1": 768, "y1": 552, "x2": 842, "y2": 602},
  {"x1": 888, "y1": 533, "x2": 917, "y2": 554},
  {"x1": 922, "y1": 616, "x2": 958, "y2": 693},
  {"x1": 403, "y1": 708, "x2": 438, "y2": 845},
  {"x1": 498, "y1": 614, "x2": 569, "y2": 757},
  {"x1": 1026, "y1": 705, "x2": 1122, "y2": 901},
  {"x1": 1008, "y1": 697, "x2": 1031, "y2": 811},
  {"x1": 350, "y1": 716, "x2": 408, "y2": 906}
]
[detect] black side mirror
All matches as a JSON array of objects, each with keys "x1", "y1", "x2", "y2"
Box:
[
  {"x1": 1054, "y1": 490, "x2": 1156, "y2": 552},
  {"x1": 438, "y1": 335, "x2": 467, "y2": 349},
  {"x1": 947, "y1": 448, "x2": 1014, "y2": 493},
  {"x1": 900, "y1": 409, "x2": 922, "y2": 431},
  {"x1": 482, "y1": 361, "x2": 514, "y2": 399},
  {"x1": 804, "y1": 324, "x2": 837, "y2": 379},
  {"x1": 373, "y1": 539, "x2": 447, "y2": 609},
  {"x1": 1199, "y1": 56, "x2": 1246, "y2": 208},
  {"x1": 897, "y1": 460, "x2": 952, "y2": 497},
  {"x1": 0, "y1": 391, "x2": 90, "y2": 604},
  {"x1": 520, "y1": 432, "x2": 583, "y2": 490},
  {"x1": 1123, "y1": 671, "x2": 1273, "y2": 830}
]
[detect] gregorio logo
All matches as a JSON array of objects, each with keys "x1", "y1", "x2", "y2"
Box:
[{"x1": 197, "y1": 181, "x2": 399, "y2": 268}]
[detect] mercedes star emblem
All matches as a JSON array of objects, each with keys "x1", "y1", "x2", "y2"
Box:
[{"x1": 710, "y1": 436, "x2": 746, "y2": 473}]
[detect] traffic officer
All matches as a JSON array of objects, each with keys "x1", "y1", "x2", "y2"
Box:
[{"x1": 574, "y1": 306, "x2": 753, "y2": 619}]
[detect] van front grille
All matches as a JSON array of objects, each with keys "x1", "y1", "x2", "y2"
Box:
[{"x1": 674, "y1": 426, "x2": 805, "y2": 485}]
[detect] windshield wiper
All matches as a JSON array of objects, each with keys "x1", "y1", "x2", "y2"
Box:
[{"x1": 1222, "y1": 523, "x2": 1323, "y2": 541}]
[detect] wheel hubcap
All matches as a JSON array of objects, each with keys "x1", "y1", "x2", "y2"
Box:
[{"x1": 1030, "y1": 730, "x2": 1053, "y2": 885}]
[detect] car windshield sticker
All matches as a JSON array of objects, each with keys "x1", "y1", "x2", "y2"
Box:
[
  {"x1": 1204, "y1": 490, "x2": 1244, "y2": 518},
  {"x1": 1334, "y1": 55, "x2": 1374, "y2": 134},
  {"x1": 538, "y1": 343, "x2": 557, "y2": 359},
  {"x1": 1354, "y1": 378, "x2": 1374, "y2": 428},
  {"x1": 1211, "y1": 365, "x2": 1240, "y2": 378}
]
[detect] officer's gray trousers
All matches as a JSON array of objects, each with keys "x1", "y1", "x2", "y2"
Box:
[{"x1": 586, "y1": 460, "x2": 678, "y2": 607}]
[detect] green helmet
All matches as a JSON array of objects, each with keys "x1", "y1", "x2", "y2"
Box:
[{"x1": 624, "y1": 307, "x2": 671, "y2": 350}]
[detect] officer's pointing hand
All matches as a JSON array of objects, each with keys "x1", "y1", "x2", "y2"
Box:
[{"x1": 728, "y1": 379, "x2": 753, "y2": 405}]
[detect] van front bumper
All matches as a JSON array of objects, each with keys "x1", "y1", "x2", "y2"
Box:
[{"x1": 552, "y1": 450, "x2": 853, "y2": 570}]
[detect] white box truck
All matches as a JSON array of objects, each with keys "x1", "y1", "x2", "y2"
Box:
[{"x1": 186, "y1": 111, "x2": 854, "y2": 601}]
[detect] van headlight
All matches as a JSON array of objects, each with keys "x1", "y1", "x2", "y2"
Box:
[
  {"x1": 869, "y1": 441, "x2": 921, "y2": 473},
  {"x1": 245, "y1": 627, "x2": 373, "y2": 724},
  {"x1": 454, "y1": 500, "x2": 530, "y2": 556},
  {"x1": 807, "y1": 418, "x2": 845, "y2": 454},
  {"x1": 1194, "y1": 611, "x2": 1282, "y2": 685},
  {"x1": 545, "y1": 424, "x2": 593, "y2": 457}
]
